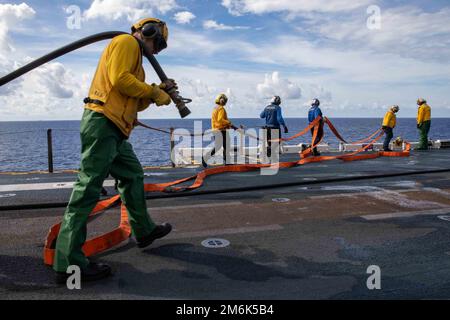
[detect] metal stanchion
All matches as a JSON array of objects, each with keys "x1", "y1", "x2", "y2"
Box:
[
  {"x1": 47, "y1": 129, "x2": 54, "y2": 173},
  {"x1": 170, "y1": 127, "x2": 175, "y2": 168}
]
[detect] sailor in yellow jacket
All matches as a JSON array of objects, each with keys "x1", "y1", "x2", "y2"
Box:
[
  {"x1": 53, "y1": 18, "x2": 174, "y2": 284},
  {"x1": 203, "y1": 93, "x2": 238, "y2": 167},
  {"x1": 416, "y1": 98, "x2": 432, "y2": 150},
  {"x1": 382, "y1": 105, "x2": 399, "y2": 151}
]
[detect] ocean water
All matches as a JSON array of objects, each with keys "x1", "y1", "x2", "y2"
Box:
[{"x1": 0, "y1": 118, "x2": 449, "y2": 172}]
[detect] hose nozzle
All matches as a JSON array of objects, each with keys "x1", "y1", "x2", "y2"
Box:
[{"x1": 165, "y1": 88, "x2": 191, "y2": 118}]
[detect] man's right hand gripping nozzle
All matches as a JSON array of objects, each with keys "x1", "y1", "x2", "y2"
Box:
[{"x1": 150, "y1": 83, "x2": 172, "y2": 106}]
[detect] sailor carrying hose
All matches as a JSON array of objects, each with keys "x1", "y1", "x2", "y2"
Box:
[
  {"x1": 202, "y1": 93, "x2": 239, "y2": 167},
  {"x1": 53, "y1": 18, "x2": 175, "y2": 284},
  {"x1": 382, "y1": 105, "x2": 400, "y2": 152},
  {"x1": 308, "y1": 99, "x2": 324, "y2": 156},
  {"x1": 260, "y1": 96, "x2": 289, "y2": 157}
]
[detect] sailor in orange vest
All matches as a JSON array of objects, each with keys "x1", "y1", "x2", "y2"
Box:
[
  {"x1": 382, "y1": 105, "x2": 400, "y2": 151},
  {"x1": 202, "y1": 93, "x2": 238, "y2": 167}
]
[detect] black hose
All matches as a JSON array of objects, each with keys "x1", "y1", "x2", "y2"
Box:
[
  {"x1": 0, "y1": 31, "x2": 191, "y2": 117},
  {"x1": 0, "y1": 32, "x2": 127, "y2": 87}
]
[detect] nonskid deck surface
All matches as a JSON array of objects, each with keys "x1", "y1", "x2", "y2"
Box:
[
  {"x1": 1, "y1": 150, "x2": 450, "y2": 299},
  {"x1": 0, "y1": 149, "x2": 449, "y2": 209}
]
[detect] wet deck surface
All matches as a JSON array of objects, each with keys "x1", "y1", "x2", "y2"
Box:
[{"x1": 1, "y1": 150, "x2": 450, "y2": 299}]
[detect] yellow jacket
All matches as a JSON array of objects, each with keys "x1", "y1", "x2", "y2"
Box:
[
  {"x1": 382, "y1": 111, "x2": 396, "y2": 128},
  {"x1": 417, "y1": 103, "x2": 431, "y2": 124},
  {"x1": 85, "y1": 34, "x2": 160, "y2": 137},
  {"x1": 211, "y1": 105, "x2": 231, "y2": 130}
]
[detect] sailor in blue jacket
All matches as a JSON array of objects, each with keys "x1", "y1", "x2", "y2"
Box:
[
  {"x1": 260, "y1": 96, "x2": 289, "y2": 157},
  {"x1": 308, "y1": 99, "x2": 324, "y2": 156}
]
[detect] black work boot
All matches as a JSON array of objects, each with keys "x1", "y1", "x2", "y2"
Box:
[
  {"x1": 55, "y1": 262, "x2": 112, "y2": 284},
  {"x1": 136, "y1": 223, "x2": 172, "y2": 248}
]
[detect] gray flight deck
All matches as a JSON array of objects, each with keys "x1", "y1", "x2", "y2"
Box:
[{"x1": 1, "y1": 150, "x2": 450, "y2": 299}]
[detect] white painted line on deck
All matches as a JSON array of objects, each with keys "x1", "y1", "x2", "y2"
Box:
[
  {"x1": 0, "y1": 180, "x2": 116, "y2": 192},
  {"x1": 309, "y1": 188, "x2": 421, "y2": 200},
  {"x1": 168, "y1": 224, "x2": 283, "y2": 240},
  {"x1": 361, "y1": 207, "x2": 450, "y2": 221},
  {"x1": 150, "y1": 201, "x2": 243, "y2": 211}
]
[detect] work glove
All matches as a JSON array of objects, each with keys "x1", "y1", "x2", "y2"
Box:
[
  {"x1": 150, "y1": 84, "x2": 171, "y2": 106},
  {"x1": 284, "y1": 126, "x2": 289, "y2": 134},
  {"x1": 159, "y1": 79, "x2": 178, "y2": 92}
]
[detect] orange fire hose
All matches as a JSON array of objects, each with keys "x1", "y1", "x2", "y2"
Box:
[{"x1": 43, "y1": 117, "x2": 410, "y2": 265}]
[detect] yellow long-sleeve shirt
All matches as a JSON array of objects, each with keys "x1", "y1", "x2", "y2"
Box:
[
  {"x1": 417, "y1": 103, "x2": 431, "y2": 124},
  {"x1": 85, "y1": 34, "x2": 161, "y2": 137},
  {"x1": 211, "y1": 105, "x2": 232, "y2": 130},
  {"x1": 382, "y1": 111, "x2": 396, "y2": 128}
]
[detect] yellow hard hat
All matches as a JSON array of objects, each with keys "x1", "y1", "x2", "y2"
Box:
[
  {"x1": 215, "y1": 93, "x2": 228, "y2": 106},
  {"x1": 132, "y1": 18, "x2": 168, "y2": 41}
]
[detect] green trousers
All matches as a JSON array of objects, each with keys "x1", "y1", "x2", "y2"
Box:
[
  {"x1": 53, "y1": 110, "x2": 156, "y2": 272},
  {"x1": 418, "y1": 120, "x2": 431, "y2": 150}
]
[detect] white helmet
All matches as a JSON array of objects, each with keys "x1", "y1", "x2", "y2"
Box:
[
  {"x1": 311, "y1": 99, "x2": 320, "y2": 107},
  {"x1": 391, "y1": 105, "x2": 400, "y2": 113},
  {"x1": 417, "y1": 98, "x2": 427, "y2": 105},
  {"x1": 271, "y1": 96, "x2": 281, "y2": 105}
]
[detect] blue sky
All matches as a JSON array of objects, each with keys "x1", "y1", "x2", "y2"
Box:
[{"x1": 1, "y1": 0, "x2": 450, "y2": 120}]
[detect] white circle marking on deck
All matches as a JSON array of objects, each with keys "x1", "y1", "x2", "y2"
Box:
[
  {"x1": 272, "y1": 198, "x2": 290, "y2": 203},
  {"x1": 201, "y1": 238, "x2": 230, "y2": 248}
]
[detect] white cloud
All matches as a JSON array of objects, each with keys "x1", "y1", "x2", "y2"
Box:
[
  {"x1": 244, "y1": 36, "x2": 450, "y2": 84},
  {"x1": 0, "y1": 2, "x2": 35, "y2": 52},
  {"x1": 0, "y1": 60, "x2": 88, "y2": 119},
  {"x1": 256, "y1": 72, "x2": 302, "y2": 100},
  {"x1": 29, "y1": 62, "x2": 76, "y2": 99},
  {"x1": 203, "y1": 19, "x2": 248, "y2": 31},
  {"x1": 221, "y1": 0, "x2": 371, "y2": 16},
  {"x1": 169, "y1": 27, "x2": 257, "y2": 55},
  {"x1": 173, "y1": 11, "x2": 195, "y2": 24},
  {"x1": 309, "y1": 6, "x2": 450, "y2": 62},
  {"x1": 83, "y1": 0, "x2": 178, "y2": 22},
  {"x1": 0, "y1": 2, "x2": 88, "y2": 120},
  {"x1": 0, "y1": 3, "x2": 36, "y2": 95},
  {"x1": 303, "y1": 84, "x2": 332, "y2": 105}
]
